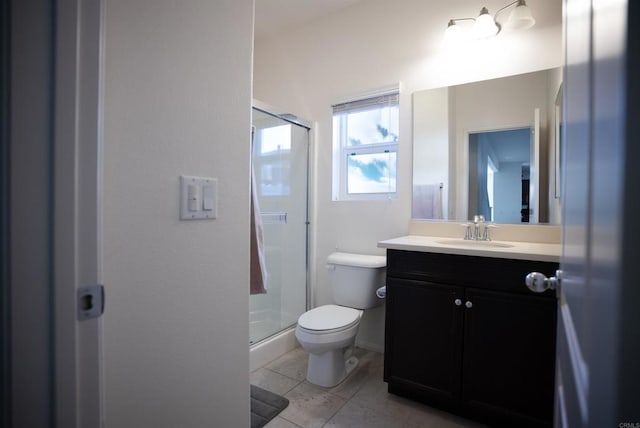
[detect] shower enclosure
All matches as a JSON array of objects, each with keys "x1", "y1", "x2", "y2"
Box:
[{"x1": 250, "y1": 104, "x2": 310, "y2": 345}]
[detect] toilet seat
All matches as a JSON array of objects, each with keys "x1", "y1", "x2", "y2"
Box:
[{"x1": 297, "y1": 304, "x2": 362, "y2": 333}]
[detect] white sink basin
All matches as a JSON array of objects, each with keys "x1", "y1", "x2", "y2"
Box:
[{"x1": 435, "y1": 239, "x2": 515, "y2": 248}]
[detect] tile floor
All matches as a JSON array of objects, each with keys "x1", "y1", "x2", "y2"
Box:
[{"x1": 250, "y1": 346, "x2": 486, "y2": 428}]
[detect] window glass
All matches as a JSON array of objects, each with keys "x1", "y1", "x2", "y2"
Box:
[
  {"x1": 345, "y1": 106, "x2": 399, "y2": 146},
  {"x1": 347, "y1": 152, "x2": 397, "y2": 194}
]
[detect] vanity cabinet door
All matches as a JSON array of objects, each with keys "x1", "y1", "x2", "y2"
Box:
[
  {"x1": 461, "y1": 287, "x2": 556, "y2": 427},
  {"x1": 384, "y1": 277, "x2": 464, "y2": 407}
]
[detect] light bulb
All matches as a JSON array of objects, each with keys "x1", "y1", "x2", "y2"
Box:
[
  {"x1": 505, "y1": 0, "x2": 536, "y2": 30},
  {"x1": 471, "y1": 7, "x2": 499, "y2": 39},
  {"x1": 443, "y1": 20, "x2": 464, "y2": 47}
]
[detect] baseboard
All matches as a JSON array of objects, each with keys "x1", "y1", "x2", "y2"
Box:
[{"x1": 355, "y1": 340, "x2": 384, "y2": 354}]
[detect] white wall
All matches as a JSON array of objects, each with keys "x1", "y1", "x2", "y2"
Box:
[
  {"x1": 413, "y1": 87, "x2": 449, "y2": 218},
  {"x1": 103, "y1": 1, "x2": 253, "y2": 427},
  {"x1": 254, "y1": 0, "x2": 562, "y2": 351}
]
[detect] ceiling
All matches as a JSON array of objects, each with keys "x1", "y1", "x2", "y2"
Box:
[
  {"x1": 254, "y1": 0, "x2": 561, "y2": 40},
  {"x1": 254, "y1": 0, "x2": 362, "y2": 38}
]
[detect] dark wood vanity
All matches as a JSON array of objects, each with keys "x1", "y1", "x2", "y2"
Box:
[{"x1": 383, "y1": 249, "x2": 558, "y2": 428}]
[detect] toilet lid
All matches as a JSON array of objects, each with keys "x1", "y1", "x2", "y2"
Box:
[{"x1": 298, "y1": 305, "x2": 361, "y2": 331}]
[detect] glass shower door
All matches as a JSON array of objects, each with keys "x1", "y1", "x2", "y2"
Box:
[{"x1": 250, "y1": 108, "x2": 309, "y2": 345}]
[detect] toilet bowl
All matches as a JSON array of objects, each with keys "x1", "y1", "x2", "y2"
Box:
[
  {"x1": 295, "y1": 304, "x2": 363, "y2": 387},
  {"x1": 295, "y1": 252, "x2": 386, "y2": 387}
]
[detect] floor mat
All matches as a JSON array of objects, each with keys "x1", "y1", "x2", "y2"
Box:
[{"x1": 250, "y1": 384, "x2": 290, "y2": 428}]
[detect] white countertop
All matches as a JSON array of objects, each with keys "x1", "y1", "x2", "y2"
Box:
[{"x1": 378, "y1": 235, "x2": 561, "y2": 263}]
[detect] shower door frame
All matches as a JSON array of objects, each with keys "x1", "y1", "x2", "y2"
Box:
[{"x1": 251, "y1": 100, "x2": 312, "y2": 345}]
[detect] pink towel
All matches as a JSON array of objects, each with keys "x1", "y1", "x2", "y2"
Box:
[
  {"x1": 412, "y1": 183, "x2": 443, "y2": 219},
  {"x1": 250, "y1": 167, "x2": 267, "y2": 295}
]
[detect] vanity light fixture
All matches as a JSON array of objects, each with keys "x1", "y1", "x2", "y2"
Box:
[{"x1": 444, "y1": 0, "x2": 536, "y2": 45}]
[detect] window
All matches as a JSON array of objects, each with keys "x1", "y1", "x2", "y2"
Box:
[{"x1": 332, "y1": 90, "x2": 399, "y2": 200}]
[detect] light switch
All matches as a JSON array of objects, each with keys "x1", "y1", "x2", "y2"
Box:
[
  {"x1": 202, "y1": 184, "x2": 214, "y2": 211},
  {"x1": 188, "y1": 184, "x2": 198, "y2": 211},
  {"x1": 180, "y1": 176, "x2": 217, "y2": 220}
]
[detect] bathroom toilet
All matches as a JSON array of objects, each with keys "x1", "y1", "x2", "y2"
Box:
[{"x1": 295, "y1": 252, "x2": 386, "y2": 387}]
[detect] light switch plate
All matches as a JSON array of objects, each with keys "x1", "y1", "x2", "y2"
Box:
[{"x1": 180, "y1": 175, "x2": 218, "y2": 220}]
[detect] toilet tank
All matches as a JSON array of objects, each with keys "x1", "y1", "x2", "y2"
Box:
[{"x1": 327, "y1": 252, "x2": 386, "y2": 309}]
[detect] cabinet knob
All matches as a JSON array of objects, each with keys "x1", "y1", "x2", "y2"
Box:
[
  {"x1": 465, "y1": 301, "x2": 473, "y2": 309},
  {"x1": 454, "y1": 299, "x2": 462, "y2": 306}
]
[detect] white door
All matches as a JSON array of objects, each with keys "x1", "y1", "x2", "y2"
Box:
[
  {"x1": 553, "y1": 0, "x2": 633, "y2": 426},
  {"x1": 554, "y1": 0, "x2": 592, "y2": 422},
  {"x1": 54, "y1": 1, "x2": 105, "y2": 426},
  {"x1": 6, "y1": 0, "x2": 104, "y2": 426}
]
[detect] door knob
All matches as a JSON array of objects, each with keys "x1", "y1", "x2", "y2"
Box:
[
  {"x1": 465, "y1": 301, "x2": 473, "y2": 309},
  {"x1": 525, "y1": 270, "x2": 563, "y2": 293},
  {"x1": 454, "y1": 299, "x2": 462, "y2": 306}
]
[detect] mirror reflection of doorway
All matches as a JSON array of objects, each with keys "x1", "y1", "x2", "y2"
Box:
[{"x1": 468, "y1": 128, "x2": 532, "y2": 223}]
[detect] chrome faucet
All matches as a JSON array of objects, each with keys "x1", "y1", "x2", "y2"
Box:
[
  {"x1": 463, "y1": 215, "x2": 494, "y2": 241},
  {"x1": 473, "y1": 215, "x2": 485, "y2": 240}
]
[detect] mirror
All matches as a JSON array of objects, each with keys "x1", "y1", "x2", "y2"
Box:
[{"x1": 412, "y1": 67, "x2": 563, "y2": 224}]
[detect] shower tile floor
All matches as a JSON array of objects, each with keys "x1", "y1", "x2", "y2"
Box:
[{"x1": 250, "y1": 346, "x2": 487, "y2": 428}]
